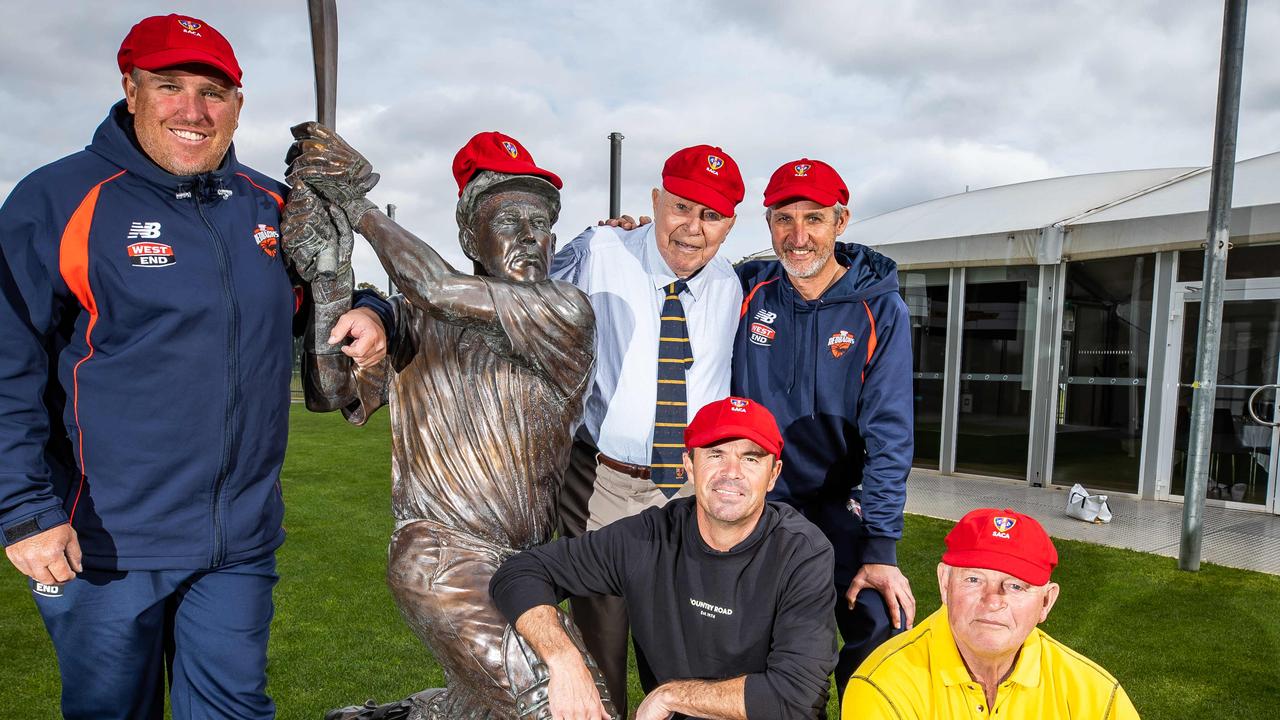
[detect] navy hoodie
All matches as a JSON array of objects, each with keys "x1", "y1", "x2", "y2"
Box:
[
  {"x1": 733, "y1": 242, "x2": 913, "y2": 581},
  {"x1": 0, "y1": 101, "x2": 296, "y2": 570}
]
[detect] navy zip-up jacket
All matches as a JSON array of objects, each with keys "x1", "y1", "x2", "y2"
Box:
[
  {"x1": 732, "y1": 242, "x2": 913, "y2": 582},
  {"x1": 0, "y1": 101, "x2": 297, "y2": 570}
]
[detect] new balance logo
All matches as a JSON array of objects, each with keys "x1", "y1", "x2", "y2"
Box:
[{"x1": 127, "y1": 221, "x2": 161, "y2": 239}]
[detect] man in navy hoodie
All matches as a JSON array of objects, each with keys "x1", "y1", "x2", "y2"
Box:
[
  {"x1": 0, "y1": 14, "x2": 386, "y2": 719},
  {"x1": 733, "y1": 158, "x2": 916, "y2": 702}
]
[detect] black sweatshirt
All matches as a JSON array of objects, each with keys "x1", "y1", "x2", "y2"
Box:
[{"x1": 490, "y1": 498, "x2": 837, "y2": 720}]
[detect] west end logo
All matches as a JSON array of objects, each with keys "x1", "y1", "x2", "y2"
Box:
[
  {"x1": 827, "y1": 329, "x2": 855, "y2": 358},
  {"x1": 32, "y1": 580, "x2": 62, "y2": 598},
  {"x1": 794, "y1": 163, "x2": 812, "y2": 177},
  {"x1": 992, "y1": 516, "x2": 1016, "y2": 538},
  {"x1": 749, "y1": 322, "x2": 776, "y2": 347},
  {"x1": 127, "y1": 242, "x2": 176, "y2": 268},
  {"x1": 706, "y1": 155, "x2": 724, "y2": 175},
  {"x1": 502, "y1": 141, "x2": 519, "y2": 159},
  {"x1": 253, "y1": 224, "x2": 280, "y2": 258}
]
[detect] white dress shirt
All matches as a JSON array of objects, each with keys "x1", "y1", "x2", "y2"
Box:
[{"x1": 551, "y1": 223, "x2": 742, "y2": 466}]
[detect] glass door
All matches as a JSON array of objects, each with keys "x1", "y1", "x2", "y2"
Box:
[{"x1": 1169, "y1": 290, "x2": 1280, "y2": 511}]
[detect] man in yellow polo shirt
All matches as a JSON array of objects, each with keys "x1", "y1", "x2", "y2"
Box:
[{"x1": 843, "y1": 508, "x2": 1139, "y2": 719}]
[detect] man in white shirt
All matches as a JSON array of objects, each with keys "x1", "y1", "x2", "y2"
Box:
[{"x1": 550, "y1": 144, "x2": 745, "y2": 716}]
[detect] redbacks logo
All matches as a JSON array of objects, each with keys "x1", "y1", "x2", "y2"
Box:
[
  {"x1": 127, "y1": 242, "x2": 175, "y2": 268},
  {"x1": 827, "y1": 329, "x2": 855, "y2": 358},
  {"x1": 992, "y1": 516, "x2": 1016, "y2": 538},
  {"x1": 794, "y1": 163, "x2": 812, "y2": 177},
  {"x1": 502, "y1": 140, "x2": 519, "y2": 158},
  {"x1": 749, "y1": 322, "x2": 776, "y2": 347},
  {"x1": 729, "y1": 398, "x2": 749, "y2": 412},
  {"x1": 253, "y1": 224, "x2": 280, "y2": 257},
  {"x1": 706, "y1": 155, "x2": 724, "y2": 175}
]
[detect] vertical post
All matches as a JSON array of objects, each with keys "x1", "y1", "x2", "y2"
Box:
[
  {"x1": 1180, "y1": 0, "x2": 1248, "y2": 571},
  {"x1": 386, "y1": 204, "x2": 397, "y2": 296},
  {"x1": 939, "y1": 267, "x2": 965, "y2": 474},
  {"x1": 608, "y1": 132, "x2": 624, "y2": 219}
]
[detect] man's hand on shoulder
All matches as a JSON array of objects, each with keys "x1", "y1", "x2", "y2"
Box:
[
  {"x1": 847, "y1": 563, "x2": 916, "y2": 630},
  {"x1": 5, "y1": 523, "x2": 81, "y2": 585},
  {"x1": 596, "y1": 214, "x2": 652, "y2": 231}
]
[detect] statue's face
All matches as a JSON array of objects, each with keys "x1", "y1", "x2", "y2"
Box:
[{"x1": 469, "y1": 190, "x2": 556, "y2": 282}]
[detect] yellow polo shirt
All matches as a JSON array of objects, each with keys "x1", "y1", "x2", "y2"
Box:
[{"x1": 843, "y1": 607, "x2": 1139, "y2": 719}]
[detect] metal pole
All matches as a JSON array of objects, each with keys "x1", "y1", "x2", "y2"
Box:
[
  {"x1": 1180, "y1": 0, "x2": 1248, "y2": 571},
  {"x1": 608, "y1": 132, "x2": 624, "y2": 219},
  {"x1": 386, "y1": 204, "x2": 397, "y2": 296}
]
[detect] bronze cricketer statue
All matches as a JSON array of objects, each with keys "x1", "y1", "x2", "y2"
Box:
[{"x1": 282, "y1": 123, "x2": 616, "y2": 720}]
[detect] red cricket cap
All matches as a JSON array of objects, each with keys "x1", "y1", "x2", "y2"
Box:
[
  {"x1": 942, "y1": 508, "x2": 1058, "y2": 586},
  {"x1": 118, "y1": 14, "x2": 243, "y2": 87},
  {"x1": 451, "y1": 131, "x2": 563, "y2": 196},
  {"x1": 661, "y1": 144, "x2": 744, "y2": 218},
  {"x1": 763, "y1": 158, "x2": 849, "y2": 208},
  {"x1": 684, "y1": 397, "x2": 783, "y2": 459}
]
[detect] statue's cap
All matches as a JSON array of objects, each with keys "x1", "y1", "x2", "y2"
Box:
[
  {"x1": 452, "y1": 132, "x2": 562, "y2": 197},
  {"x1": 118, "y1": 14, "x2": 242, "y2": 87}
]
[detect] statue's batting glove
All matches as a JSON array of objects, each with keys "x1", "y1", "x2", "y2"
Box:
[
  {"x1": 281, "y1": 181, "x2": 355, "y2": 283},
  {"x1": 286, "y1": 121, "x2": 380, "y2": 230}
]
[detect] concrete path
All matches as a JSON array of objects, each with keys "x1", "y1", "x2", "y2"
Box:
[{"x1": 906, "y1": 470, "x2": 1280, "y2": 575}]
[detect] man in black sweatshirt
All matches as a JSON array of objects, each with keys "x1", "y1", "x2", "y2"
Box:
[{"x1": 491, "y1": 397, "x2": 837, "y2": 720}]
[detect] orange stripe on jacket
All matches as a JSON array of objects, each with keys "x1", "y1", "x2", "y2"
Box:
[
  {"x1": 861, "y1": 300, "x2": 879, "y2": 384},
  {"x1": 236, "y1": 172, "x2": 285, "y2": 211},
  {"x1": 739, "y1": 278, "x2": 780, "y2": 319},
  {"x1": 58, "y1": 170, "x2": 126, "y2": 522}
]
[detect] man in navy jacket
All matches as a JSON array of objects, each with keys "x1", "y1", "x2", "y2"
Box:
[
  {"x1": 0, "y1": 14, "x2": 386, "y2": 719},
  {"x1": 733, "y1": 158, "x2": 916, "y2": 701}
]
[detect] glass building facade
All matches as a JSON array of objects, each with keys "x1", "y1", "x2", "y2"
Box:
[{"x1": 893, "y1": 243, "x2": 1280, "y2": 514}]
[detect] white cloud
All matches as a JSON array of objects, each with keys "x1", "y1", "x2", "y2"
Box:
[{"x1": 2, "y1": 0, "x2": 1278, "y2": 284}]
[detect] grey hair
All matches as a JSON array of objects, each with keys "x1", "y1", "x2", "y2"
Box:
[
  {"x1": 455, "y1": 170, "x2": 561, "y2": 243},
  {"x1": 764, "y1": 201, "x2": 848, "y2": 222}
]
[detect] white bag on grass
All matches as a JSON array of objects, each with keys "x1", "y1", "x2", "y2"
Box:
[{"x1": 1066, "y1": 483, "x2": 1113, "y2": 524}]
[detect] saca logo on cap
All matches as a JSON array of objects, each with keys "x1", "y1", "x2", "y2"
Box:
[
  {"x1": 706, "y1": 155, "x2": 724, "y2": 175},
  {"x1": 502, "y1": 141, "x2": 519, "y2": 159},
  {"x1": 992, "y1": 516, "x2": 1016, "y2": 538},
  {"x1": 178, "y1": 19, "x2": 203, "y2": 35},
  {"x1": 794, "y1": 163, "x2": 811, "y2": 177},
  {"x1": 729, "y1": 398, "x2": 749, "y2": 413}
]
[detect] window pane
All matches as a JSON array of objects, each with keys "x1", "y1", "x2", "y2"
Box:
[
  {"x1": 1052, "y1": 255, "x2": 1154, "y2": 494},
  {"x1": 955, "y1": 266, "x2": 1038, "y2": 479},
  {"x1": 901, "y1": 269, "x2": 948, "y2": 469},
  {"x1": 1177, "y1": 243, "x2": 1280, "y2": 282}
]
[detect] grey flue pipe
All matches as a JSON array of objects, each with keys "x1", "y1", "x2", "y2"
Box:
[
  {"x1": 609, "y1": 132, "x2": 624, "y2": 219},
  {"x1": 1179, "y1": 0, "x2": 1248, "y2": 571}
]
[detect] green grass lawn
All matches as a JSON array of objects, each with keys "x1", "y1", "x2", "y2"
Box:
[{"x1": 3, "y1": 406, "x2": 1280, "y2": 718}]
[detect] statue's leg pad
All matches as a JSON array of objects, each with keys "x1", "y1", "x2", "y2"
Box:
[{"x1": 503, "y1": 607, "x2": 619, "y2": 720}]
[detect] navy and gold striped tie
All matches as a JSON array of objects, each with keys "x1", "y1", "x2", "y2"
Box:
[{"x1": 651, "y1": 280, "x2": 692, "y2": 497}]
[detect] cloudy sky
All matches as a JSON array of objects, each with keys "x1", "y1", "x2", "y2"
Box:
[{"x1": 2, "y1": 1, "x2": 1278, "y2": 288}]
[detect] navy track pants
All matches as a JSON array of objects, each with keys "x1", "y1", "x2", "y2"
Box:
[{"x1": 32, "y1": 552, "x2": 278, "y2": 720}]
